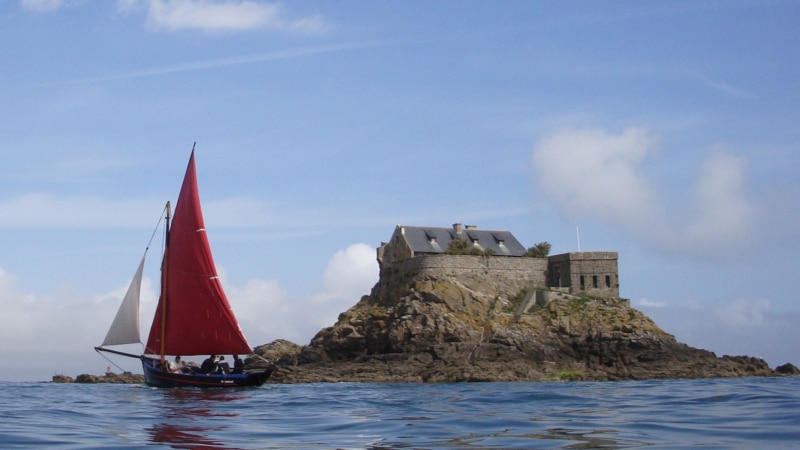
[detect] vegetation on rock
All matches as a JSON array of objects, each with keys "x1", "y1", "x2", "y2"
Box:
[
  {"x1": 523, "y1": 241, "x2": 551, "y2": 258},
  {"x1": 445, "y1": 238, "x2": 495, "y2": 256}
]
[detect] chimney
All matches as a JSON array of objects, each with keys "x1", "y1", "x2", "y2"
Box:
[
  {"x1": 453, "y1": 223, "x2": 463, "y2": 234},
  {"x1": 465, "y1": 224, "x2": 477, "y2": 230}
]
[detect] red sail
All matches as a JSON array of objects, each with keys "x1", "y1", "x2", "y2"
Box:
[{"x1": 145, "y1": 151, "x2": 252, "y2": 356}]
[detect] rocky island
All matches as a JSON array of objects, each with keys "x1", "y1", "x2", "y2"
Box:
[
  {"x1": 60, "y1": 223, "x2": 798, "y2": 384},
  {"x1": 254, "y1": 272, "x2": 793, "y2": 383},
  {"x1": 251, "y1": 224, "x2": 798, "y2": 383}
]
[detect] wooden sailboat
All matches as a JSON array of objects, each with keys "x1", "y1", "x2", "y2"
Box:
[{"x1": 96, "y1": 147, "x2": 272, "y2": 388}]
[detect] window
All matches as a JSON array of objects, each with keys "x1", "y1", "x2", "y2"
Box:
[
  {"x1": 605, "y1": 275, "x2": 611, "y2": 288},
  {"x1": 553, "y1": 265, "x2": 562, "y2": 287},
  {"x1": 580, "y1": 276, "x2": 585, "y2": 289},
  {"x1": 425, "y1": 230, "x2": 436, "y2": 244},
  {"x1": 592, "y1": 275, "x2": 598, "y2": 289}
]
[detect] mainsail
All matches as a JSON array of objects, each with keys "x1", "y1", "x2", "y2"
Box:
[
  {"x1": 101, "y1": 255, "x2": 145, "y2": 346},
  {"x1": 144, "y1": 151, "x2": 252, "y2": 357}
]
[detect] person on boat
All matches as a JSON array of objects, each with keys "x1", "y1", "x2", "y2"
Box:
[
  {"x1": 168, "y1": 356, "x2": 184, "y2": 373},
  {"x1": 216, "y1": 356, "x2": 231, "y2": 374},
  {"x1": 199, "y1": 355, "x2": 218, "y2": 374},
  {"x1": 232, "y1": 355, "x2": 244, "y2": 374}
]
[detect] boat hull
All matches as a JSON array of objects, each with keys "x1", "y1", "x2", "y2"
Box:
[{"x1": 142, "y1": 357, "x2": 272, "y2": 388}]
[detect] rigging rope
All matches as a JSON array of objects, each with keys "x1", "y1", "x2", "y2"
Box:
[
  {"x1": 94, "y1": 347, "x2": 138, "y2": 374},
  {"x1": 145, "y1": 202, "x2": 169, "y2": 254}
]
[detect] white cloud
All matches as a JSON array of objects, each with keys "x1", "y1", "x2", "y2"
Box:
[
  {"x1": 45, "y1": 42, "x2": 377, "y2": 86},
  {"x1": 531, "y1": 127, "x2": 756, "y2": 257},
  {"x1": 714, "y1": 298, "x2": 770, "y2": 328},
  {"x1": 532, "y1": 127, "x2": 662, "y2": 226},
  {"x1": 0, "y1": 192, "x2": 319, "y2": 230},
  {"x1": 121, "y1": 0, "x2": 329, "y2": 34},
  {"x1": 227, "y1": 278, "x2": 294, "y2": 342},
  {"x1": 309, "y1": 243, "x2": 378, "y2": 323},
  {"x1": 686, "y1": 70, "x2": 757, "y2": 100},
  {"x1": 0, "y1": 266, "x2": 158, "y2": 381},
  {"x1": 0, "y1": 193, "x2": 157, "y2": 228},
  {"x1": 0, "y1": 190, "x2": 378, "y2": 231},
  {"x1": 636, "y1": 298, "x2": 666, "y2": 308},
  {"x1": 21, "y1": 0, "x2": 65, "y2": 12},
  {"x1": 682, "y1": 151, "x2": 755, "y2": 252}
]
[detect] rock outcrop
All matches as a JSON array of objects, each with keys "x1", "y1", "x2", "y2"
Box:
[
  {"x1": 256, "y1": 266, "x2": 793, "y2": 383},
  {"x1": 52, "y1": 372, "x2": 145, "y2": 384}
]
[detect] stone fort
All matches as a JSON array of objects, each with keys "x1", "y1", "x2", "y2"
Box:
[{"x1": 377, "y1": 223, "x2": 619, "y2": 300}]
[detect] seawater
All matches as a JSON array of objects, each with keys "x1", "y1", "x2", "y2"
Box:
[{"x1": 0, "y1": 377, "x2": 798, "y2": 449}]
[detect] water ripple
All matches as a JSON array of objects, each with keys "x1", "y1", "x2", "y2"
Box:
[{"x1": 0, "y1": 377, "x2": 799, "y2": 448}]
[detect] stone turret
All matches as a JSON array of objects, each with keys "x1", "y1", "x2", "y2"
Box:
[{"x1": 548, "y1": 252, "x2": 619, "y2": 299}]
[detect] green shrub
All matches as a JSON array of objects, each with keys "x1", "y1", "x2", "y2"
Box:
[
  {"x1": 446, "y1": 238, "x2": 494, "y2": 256},
  {"x1": 523, "y1": 242, "x2": 551, "y2": 258},
  {"x1": 557, "y1": 370, "x2": 584, "y2": 381}
]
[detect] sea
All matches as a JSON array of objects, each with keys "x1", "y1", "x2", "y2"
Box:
[{"x1": 0, "y1": 377, "x2": 798, "y2": 449}]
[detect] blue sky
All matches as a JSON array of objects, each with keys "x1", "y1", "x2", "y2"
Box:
[{"x1": 1, "y1": 0, "x2": 798, "y2": 381}]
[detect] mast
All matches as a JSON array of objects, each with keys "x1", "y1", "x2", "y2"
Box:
[{"x1": 159, "y1": 201, "x2": 171, "y2": 365}]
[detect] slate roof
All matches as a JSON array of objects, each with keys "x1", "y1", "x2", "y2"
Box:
[{"x1": 399, "y1": 225, "x2": 527, "y2": 256}]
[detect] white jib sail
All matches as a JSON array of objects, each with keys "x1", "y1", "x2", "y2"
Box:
[{"x1": 101, "y1": 255, "x2": 145, "y2": 346}]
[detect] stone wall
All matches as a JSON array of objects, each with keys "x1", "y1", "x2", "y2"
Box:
[
  {"x1": 380, "y1": 254, "x2": 548, "y2": 290},
  {"x1": 376, "y1": 251, "x2": 620, "y2": 302},
  {"x1": 547, "y1": 252, "x2": 619, "y2": 298}
]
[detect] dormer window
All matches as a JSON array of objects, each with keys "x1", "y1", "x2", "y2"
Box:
[{"x1": 425, "y1": 230, "x2": 437, "y2": 244}]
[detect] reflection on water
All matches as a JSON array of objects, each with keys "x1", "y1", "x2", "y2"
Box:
[
  {"x1": 147, "y1": 389, "x2": 249, "y2": 448},
  {"x1": 148, "y1": 423, "x2": 228, "y2": 449},
  {"x1": 531, "y1": 427, "x2": 645, "y2": 449},
  {"x1": 163, "y1": 388, "x2": 249, "y2": 406}
]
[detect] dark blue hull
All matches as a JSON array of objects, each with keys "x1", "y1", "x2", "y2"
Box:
[{"x1": 142, "y1": 357, "x2": 272, "y2": 388}]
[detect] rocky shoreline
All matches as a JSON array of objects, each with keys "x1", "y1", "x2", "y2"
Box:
[{"x1": 60, "y1": 267, "x2": 800, "y2": 384}]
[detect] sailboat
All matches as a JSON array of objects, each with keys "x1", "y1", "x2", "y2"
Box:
[{"x1": 96, "y1": 147, "x2": 273, "y2": 388}]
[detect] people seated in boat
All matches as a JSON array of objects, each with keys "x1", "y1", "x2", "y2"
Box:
[
  {"x1": 199, "y1": 355, "x2": 218, "y2": 374},
  {"x1": 233, "y1": 355, "x2": 244, "y2": 374},
  {"x1": 216, "y1": 356, "x2": 231, "y2": 374},
  {"x1": 168, "y1": 356, "x2": 184, "y2": 373}
]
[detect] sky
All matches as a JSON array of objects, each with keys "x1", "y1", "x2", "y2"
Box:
[{"x1": 1, "y1": 0, "x2": 798, "y2": 382}]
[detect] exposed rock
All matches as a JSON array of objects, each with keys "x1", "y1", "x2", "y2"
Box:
[
  {"x1": 775, "y1": 363, "x2": 800, "y2": 375},
  {"x1": 53, "y1": 372, "x2": 145, "y2": 384},
  {"x1": 253, "y1": 339, "x2": 303, "y2": 366},
  {"x1": 51, "y1": 374, "x2": 75, "y2": 383},
  {"x1": 263, "y1": 270, "x2": 795, "y2": 383}
]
